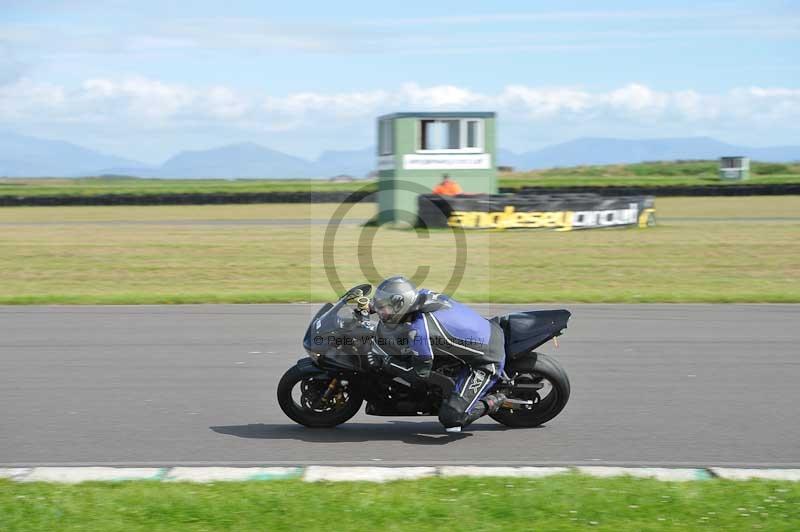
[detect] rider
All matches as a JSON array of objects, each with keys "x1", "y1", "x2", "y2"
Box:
[{"x1": 368, "y1": 276, "x2": 507, "y2": 433}]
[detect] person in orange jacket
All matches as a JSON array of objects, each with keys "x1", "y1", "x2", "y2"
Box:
[{"x1": 432, "y1": 174, "x2": 463, "y2": 196}]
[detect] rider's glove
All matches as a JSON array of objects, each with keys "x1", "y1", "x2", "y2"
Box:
[
  {"x1": 366, "y1": 344, "x2": 388, "y2": 371},
  {"x1": 366, "y1": 353, "x2": 385, "y2": 370}
]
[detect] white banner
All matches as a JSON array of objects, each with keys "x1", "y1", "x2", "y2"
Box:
[{"x1": 403, "y1": 153, "x2": 491, "y2": 170}]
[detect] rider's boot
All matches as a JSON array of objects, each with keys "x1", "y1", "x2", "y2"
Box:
[{"x1": 450, "y1": 393, "x2": 508, "y2": 432}]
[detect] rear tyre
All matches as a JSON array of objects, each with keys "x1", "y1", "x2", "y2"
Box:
[
  {"x1": 277, "y1": 364, "x2": 364, "y2": 428},
  {"x1": 490, "y1": 352, "x2": 570, "y2": 428}
]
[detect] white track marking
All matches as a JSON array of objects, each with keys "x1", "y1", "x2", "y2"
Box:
[
  {"x1": 0, "y1": 468, "x2": 31, "y2": 481},
  {"x1": 166, "y1": 467, "x2": 299, "y2": 482},
  {"x1": 711, "y1": 468, "x2": 800, "y2": 481},
  {"x1": 302, "y1": 466, "x2": 436, "y2": 482},
  {"x1": 4, "y1": 466, "x2": 800, "y2": 483},
  {"x1": 439, "y1": 466, "x2": 568, "y2": 478},
  {"x1": 23, "y1": 467, "x2": 163, "y2": 483}
]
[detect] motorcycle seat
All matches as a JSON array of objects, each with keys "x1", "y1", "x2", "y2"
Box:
[{"x1": 490, "y1": 310, "x2": 571, "y2": 358}]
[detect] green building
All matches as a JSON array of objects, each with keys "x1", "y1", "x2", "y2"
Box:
[{"x1": 376, "y1": 112, "x2": 497, "y2": 224}]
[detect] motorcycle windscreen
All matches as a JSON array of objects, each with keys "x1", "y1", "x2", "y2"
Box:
[{"x1": 303, "y1": 302, "x2": 334, "y2": 353}]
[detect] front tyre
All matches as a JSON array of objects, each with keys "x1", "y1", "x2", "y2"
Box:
[
  {"x1": 277, "y1": 364, "x2": 364, "y2": 428},
  {"x1": 490, "y1": 352, "x2": 570, "y2": 428}
]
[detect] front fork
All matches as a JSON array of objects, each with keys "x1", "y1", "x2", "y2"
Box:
[{"x1": 319, "y1": 377, "x2": 339, "y2": 404}]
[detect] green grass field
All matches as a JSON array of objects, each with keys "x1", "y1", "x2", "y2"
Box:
[
  {"x1": 1, "y1": 161, "x2": 798, "y2": 197},
  {"x1": 1, "y1": 475, "x2": 798, "y2": 531},
  {"x1": 0, "y1": 197, "x2": 797, "y2": 304},
  {"x1": 500, "y1": 160, "x2": 800, "y2": 188}
]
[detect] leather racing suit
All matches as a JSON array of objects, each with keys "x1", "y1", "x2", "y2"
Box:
[{"x1": 371, "y1": 290, "x2": 506, "y2": 430}]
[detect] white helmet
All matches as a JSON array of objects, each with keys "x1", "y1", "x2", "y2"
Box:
[{"x1": 372, "y1": 276, "x2": 418, "y2": 323}]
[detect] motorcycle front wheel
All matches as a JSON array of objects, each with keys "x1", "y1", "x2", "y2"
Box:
[
  {"x1": 277, "y1": 364, "x2": 364, "y2": 428},
  {"x1": 490, "y1": 352, "x2": 570, "y2": 428}
]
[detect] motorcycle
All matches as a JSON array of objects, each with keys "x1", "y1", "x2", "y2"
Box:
[{"x1": 277, "y1": 284, "x2": 571, "y2": 429}]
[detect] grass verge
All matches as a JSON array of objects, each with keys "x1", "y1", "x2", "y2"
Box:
[
  {"x1": 0, "y1": 197, "x2": 797, "y2": 304},
  {"x1": 1, "y1": 475, "x2": 799, "y2": 531}
]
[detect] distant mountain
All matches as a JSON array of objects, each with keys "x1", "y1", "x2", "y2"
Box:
[
  {"x1": 3, "y1": 132, "x2": 799, "y2": 178},
  {"x1": 0, "y1": 132, "x2": 148, "y2": 177},
  {"x1": 159, "y1": 142, "x2": 316, "y2": 178},
  {"x1": 154, "y1": 143, "x2": 378, "y2": 179},
  {"x1": 501, "y1": 137, "x2": 800, "y2": 169}
]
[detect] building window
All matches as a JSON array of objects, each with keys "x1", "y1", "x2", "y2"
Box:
[
  {"x1": 420, "y1": 119, "x2": 458, "y2": 150},
  {"x1": 418, "y1": 118, "x2": 483, "y2": 152},
  {"x1": 379, "y1": 119, "x2": 394, "y2": 155},
  {"x1": 465, "y1": 119, "x2": 480, "y2": 148}
]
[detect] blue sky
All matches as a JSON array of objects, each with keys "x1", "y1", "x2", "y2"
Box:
[{"x1": 1, "y1": 0, "x2": 798, "y2": 163}]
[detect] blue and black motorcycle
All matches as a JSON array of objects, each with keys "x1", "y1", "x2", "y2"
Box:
[{"x1": 277, "y1": 284, "x2": 571, "y2": 429}]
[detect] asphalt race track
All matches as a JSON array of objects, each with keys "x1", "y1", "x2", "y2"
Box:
[{"x1": 1, "y1": 304, "x2": 798, "y2": 467}]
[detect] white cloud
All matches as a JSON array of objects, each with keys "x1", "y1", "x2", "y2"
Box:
[
  {"x1": 110, "y1": 78, "x2": 195, "y2": 119},
  {"x1": 399, "y1": 83, "x2": 481, "y2": 108},
  {"x1": 0, "y1": 78, "x2": 65, "y2": 119},
  {"x1": 264, "y1": 89, "x2": 390, "y2": 118},
  {"x1": 496, "y1": 85, "x2": 593, "y2": 118},
  {"x1": 74, "y1": 78, "x2": 197, "y2": 123},
  {"x1": 1, "y1": 77, "x2": 799, "y2": 144},
  {"x1": 605, "y1": 83, "x2": 669, "y2": 114}
]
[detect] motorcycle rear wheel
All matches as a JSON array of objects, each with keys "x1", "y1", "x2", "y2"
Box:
[
  {"x1": 490, "y1": 352, "x2": 570, "y2": 428},
  {"x1": 277, "y1": 364, "x2": 364, "y2": 428}
]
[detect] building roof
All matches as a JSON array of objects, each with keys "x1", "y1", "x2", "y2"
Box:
[{"x1": 377, "y1": 111, "x2": 495, "y2": 120}]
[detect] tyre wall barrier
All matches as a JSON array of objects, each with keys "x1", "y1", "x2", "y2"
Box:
[
  {"x1": 0, "y1": 182, "x2": 795, "y2": 207},
  {"x1": 499, "y1": 183, "x2": 800, "y2": 196},
  {"x1": 0, "y1": 190, "x2": 373, "y2": 207}
]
